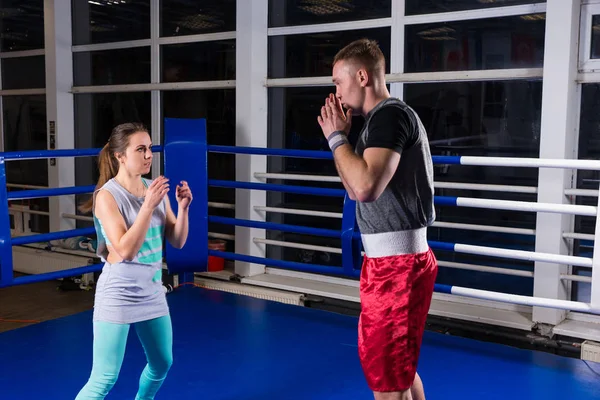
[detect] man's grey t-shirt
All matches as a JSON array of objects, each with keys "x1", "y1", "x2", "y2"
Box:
[{"x1": 354, "y1": 97, "x2": 435, "y2": 243}]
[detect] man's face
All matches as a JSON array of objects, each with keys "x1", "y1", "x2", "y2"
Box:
[{"x1": 332, "y1": 59, "x2": 365, "y2": 113}]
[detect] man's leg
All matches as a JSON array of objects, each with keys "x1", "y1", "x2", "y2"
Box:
[
  {"x1": 410, "y1": 372, "x2": 425, "y2": 400},
  {"x1": 372, "y1": 372, "x2": 422, "y2": 400},
  {"x1": 373, "y1": 390, "x2": 412, "y2": 400},
  {"x1": 359, "y1": 251, "x2": 436, "y2": 400},
  {"x1": 358, "y1": 255, "x2": 416, "y2": 395}
]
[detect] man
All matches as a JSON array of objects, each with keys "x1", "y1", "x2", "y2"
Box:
[{"x1": 317, "y1": 39, "x2": 438, "y2": 400}]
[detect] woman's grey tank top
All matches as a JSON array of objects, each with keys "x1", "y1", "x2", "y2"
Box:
[{"x1": 91, "y1": 178, "x2": 169, "y2": 324}]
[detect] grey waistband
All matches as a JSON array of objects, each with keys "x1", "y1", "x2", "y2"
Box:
[{"x1": 361, "y1": 227, "x2": 429, "y2": 258}]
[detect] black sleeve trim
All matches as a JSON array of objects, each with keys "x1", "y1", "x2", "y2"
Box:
[{"x1": 364, "y1": 105, "x2": 416, "y2": 153}]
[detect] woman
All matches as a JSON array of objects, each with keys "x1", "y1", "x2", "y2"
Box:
[{"x1": 76, "y1": 122, "x2": 192, "y2": 399}]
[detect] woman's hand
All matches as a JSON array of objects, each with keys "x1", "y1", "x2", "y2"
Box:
[
  {"x1": 143, "y1": 176, "x2": 169, "y2": 210},
  {"x1": 176, "y1": 180, "x2": 193, "y2": 210}
]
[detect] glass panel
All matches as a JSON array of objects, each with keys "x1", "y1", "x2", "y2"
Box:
[
  {"x1": 0, "y1": 0, "x2": 44, "y2": 51},
  {"x1": 404, "y1": 80, "x2": 542, "y2": 294},
  {"x1": 268, "y1": 28, "x2": 391, "y2": 78},
  {"x1": 72, "y1": 0, "x2": 150, "y2": 45},
  {"x1": 3, "y1": 95, "x2": 48, "y2": 233},
  {"x1": 74, "y1": 92, "x2": 151, "y2": 152},
  {"x1": 266, "y1": 81, "x2": 542, "y2": 282},
  {"x1": 73, "y1": 92, "x2": 151, "y2": 220},
  {"x1": 266, "y1": 86, "x2": 363, "y2": 267},
  {"x1": 405, "y1": 14, "x2": 545, "y2": 72},
  {"x1": 269, "y1": 0, "x2": 391, "y2": 28},
  {"x1": 160, "y1": 0, "x2": 236, "y2": 37},
  {"x1": 2, "y1": 56, "x2": 45, "y2": 89},
  {"x1": 406, "y1": 0, "x2": 545, "y2": 16},
  {"x1": 163, "y1": 89, "x2": 236, "y2": 239},
  {"x1": 591, "y1": 15, "x2": 600, "y2": 59},
  {"x1": 573, "y1": 83, "x2": 600, "y2": 302},
  {"x1": 161, "y1": 41, "x2": 236, "y2": 82},
  {"x1": 73, "y1": 47, "x2": 151, "y2": 86}
]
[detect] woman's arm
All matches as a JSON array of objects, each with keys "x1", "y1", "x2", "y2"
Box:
[
  {"x1": 164, "y1": 195, "x2": 189, "y2": 249},
  {"x1": 164, "y1": 181, "x2": 192, "y2": 248},
  {"x1": 95, "y1": 177, "x2": 170, "y2": 261},
  {"x1": 95, "y1": 190, "x2": 154, "y2": 261}
]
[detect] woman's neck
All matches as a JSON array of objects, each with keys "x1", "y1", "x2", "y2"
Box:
[{"x1": 114, "y1": 171, "x2": 145, "y2": 197}]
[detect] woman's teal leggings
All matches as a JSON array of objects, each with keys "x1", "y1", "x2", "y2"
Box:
[{"x1": 75, "y1": 315, "x2": 173, "y2": 400}]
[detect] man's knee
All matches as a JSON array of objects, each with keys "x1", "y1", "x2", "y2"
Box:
[{"x1": 373, "y1": 389, "x2": 412, "y2": 400}]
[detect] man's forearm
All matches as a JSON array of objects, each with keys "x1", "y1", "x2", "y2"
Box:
[
  {"x1": 332, "y1": 143, "x2": 371, "y2": 201},
  {"x1": 334, "y1": 156, "x2": 357, "y2": 200}
]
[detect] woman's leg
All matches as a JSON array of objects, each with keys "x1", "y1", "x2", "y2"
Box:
[
  {"x1": 75, "y1": 321, "x2": 130, "y2": 399},
  {"x1": 134, "y1": 315, "x2": 173, "y2": 400}
]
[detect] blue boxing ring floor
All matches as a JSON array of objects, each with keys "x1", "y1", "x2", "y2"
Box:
[{"x1": 0, "y1": 287, "x2": 599, "y2": 399}]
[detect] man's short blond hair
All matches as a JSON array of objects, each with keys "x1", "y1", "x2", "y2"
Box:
[{"x1": 333, "y1": 38, "x2": 386, "y2": 75}]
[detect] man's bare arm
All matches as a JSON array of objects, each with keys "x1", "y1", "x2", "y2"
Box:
[{"x1": 331, "y1": 144, "x2": 400, "y2": 203}]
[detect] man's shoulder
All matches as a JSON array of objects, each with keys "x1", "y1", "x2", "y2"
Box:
[{"x1": 369, "y1": 99, "x2": 416, "y2": 126}]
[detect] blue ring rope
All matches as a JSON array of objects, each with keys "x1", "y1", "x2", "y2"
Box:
[
  {"x1": 205, "y1": 145, "x2": 464, "y2": 165},
  {"x1": 1, "y1": 146, "x2": 163, "y2": 161},
  {"x1": 208, "y1": 216, "x2": 342, "y2": 238},
  {"x1": 208, "y1": 180, "x2": 346, "y2": 197},
  {"x1": 11, "y1": 228, "x2": 96, "y2": 246},
  {"x1": 0, "y1": 141, "x2": 483, "y2": 287},
  {"x1": 8, "y1": 185, "x2": 97, "y2": 200}
]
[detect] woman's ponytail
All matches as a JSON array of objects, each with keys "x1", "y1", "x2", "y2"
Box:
[
  {"x1": 78, "y1": 122, "x2": 148, "y2": 214},
  {"x1": 78, "y1": 142, "x2": 119, "y2": 214}
]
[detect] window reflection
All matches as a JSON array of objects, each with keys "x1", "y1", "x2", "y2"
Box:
[
  {"x1": 268, "y1": 28, "x2": 391, "y2": 78},
  {"x1": 3, "y1": 95, "x2": 48, "y2": 233},
  {"x1": 72, "y1": 0, "x2": 150, "y2": 45},
  {"x1": 406, "y1": 0, "x2": 545, "y2": 16},
  {"x1": 73, "y1": 47, "x2": 151, "y2": 86},
  {"x1": 591, "y1": 15, "x2": 600, "y2": 60},
  {"x1": 161, "y1": 0, "x2": 236, "y2": 36},
  {"x1": 405, "y1": 80, "x2": 540, "y2": 295},
  {"x1": 161, "y1": 41, "x2": 235, "y2": 82},
  {"x1": 573, "y1": 83, "x2": 600, "y2": 302},
  {"x1": 3, "y1": 95, "x2": 48, "y2": 184},
  {"x1": 269, "y1": 0, "x2": 391, "y2": 27},
  {"x1": 73, "y1": 91, "x2": 151, "y2": 221},
  {"x1": 0, "y1": 0, "x2": 44, "y2": 51},
  {"x1": 2, "y1": 56, "x2": 45, "y2": 90},
  {"x1": 405, "y1": 15, "x2": 545, "y2": 72}
]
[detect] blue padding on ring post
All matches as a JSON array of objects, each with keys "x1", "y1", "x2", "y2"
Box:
[
  {"x1": 434, "y1": 196, "x2": 458, "y2": 206},
  {"x1": 428, "y1": 241, "x2": 456, "y2": 252},
  {"x1": 341, "y1": 194, "x2": 361, "y2": 276},
  {"x1": 431, "y1": 155, "x2": 461, "y2": 165},
  {"x1": 434, "y1": 283, "x2": 453, "y2": 294},
  {"x1": 163, "y1": 118, "x2": 208, "y2": 279},
  {"x1": 0, "y1": 157, "x2": 13, "y2": 285}
]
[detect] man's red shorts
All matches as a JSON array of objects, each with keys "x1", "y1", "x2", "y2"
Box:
[{"x1": 358, "y1": 248, "x2": 438, "y2": 392}]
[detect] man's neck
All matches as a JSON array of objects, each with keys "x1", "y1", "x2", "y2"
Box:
[{"x1": 361, "y1": 86, "x2": 391, "y2": 116}]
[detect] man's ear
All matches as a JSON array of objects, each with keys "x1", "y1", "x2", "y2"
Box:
[{"x1": 357, "y1": 69, "x2": 369, "y2": 87}]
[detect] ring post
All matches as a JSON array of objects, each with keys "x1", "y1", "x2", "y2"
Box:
[
  {"x1": 0, "y1": 157, "x2": 13, "y2": 286},
  {"x1": 163, "y1": 118, "x2": 209, "y2": 285},
  {"x1": 341, "y1": 194, "x2": 361, "y2": 276}
]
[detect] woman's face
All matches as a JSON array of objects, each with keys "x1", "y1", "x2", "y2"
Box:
[{"x1": 120, "y1": 131, "x2": 153, "y2": 175}]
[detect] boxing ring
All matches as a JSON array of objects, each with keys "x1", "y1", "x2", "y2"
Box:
[{"x1": 0, "y1": 118, "x2": 599, "y2": 399}]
